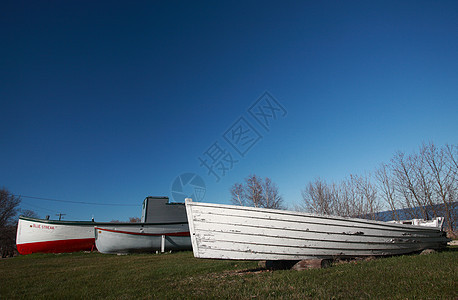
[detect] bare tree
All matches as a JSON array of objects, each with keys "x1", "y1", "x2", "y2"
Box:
[
  {"x1": 301, "y1": 175, "x2": 380, "y2": 219},
  {"x1": 443, "y1": 144, "x2": 458, "y2": 232},
  {"x1": 230, "y1": 174, "x2": 285, "y2": 209},
  {"x1": 336, "y1": 179, "x2": 351, "y2": 217},
  {"x1": 260, "y1": 177, "x2": 284, "y2": 209},
  {"x1": 20, "y1": 209, "x2": 39, "y2": 218},
  {"x1": 445, "y1": 144, "x2": 458, "y2": 173},
  {"x1": 0, "y1": 189, "x2": 21, "y2": 227},
  {"x1": 375, "y1": 163, "x2": 399, "y2": 220},
  {"x1": 388, "y1": 143, "x2": 457, "y2": 230},
  {"x1": 245, "y1": 175, "x2": 264, "y2": 208},
  {"x1": 301, "y1": 142, "x2": 457, "y2": 233},
  {"x1": 0, "y1": 189, "x2": 21, "y2": 257},
  {"x1": 300, "y1": 178, "x2": 338, "y2": 215},
  {"x1": 391, "y1": 151, "x2": 430, "y2": 219},
  {"x1": 339, "y1": 176, "x2": 366, "y2": 218},
  {"x1": 230, "y1": 182, "x2": 245, "y2": 206},
  {"x1": 353, "y1": 174, "x2": 380, "y2": 220},
  {"x1": 416, "y1": 145, "x2": 438, "y2": 217},
  {"x1": 422, "y1": 142, "x2": 457, "y2": 232}
]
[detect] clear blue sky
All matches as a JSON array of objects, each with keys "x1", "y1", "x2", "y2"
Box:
[{"x1": 1, "y1": 1, "x2": 457, "y2": 221}]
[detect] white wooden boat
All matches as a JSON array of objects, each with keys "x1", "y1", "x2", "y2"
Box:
[
  {"x1": 185, "y1": 199, "x2": 450, "y2": 260},
  {"x1": 95, "y1": 223, "x2": 192, "y2": 254}
]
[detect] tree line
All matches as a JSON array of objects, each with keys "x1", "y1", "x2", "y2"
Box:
[
  {"x1": 230, "y1": 143, "x2": 456, "y2": 234},
  {"x1": 300, "y1": 143, "x2": 457, "y2": 233},
  {"x1": 230, "y1": 174, "x2": 285, "y2": 210}
]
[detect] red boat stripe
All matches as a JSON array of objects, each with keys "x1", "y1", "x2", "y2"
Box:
[
  {"x1": 16, "y1": 238, "x2": 96, "y2": 255},
  {"x1": 95, "y1": 227, "x2": 190, "y2": 237}
]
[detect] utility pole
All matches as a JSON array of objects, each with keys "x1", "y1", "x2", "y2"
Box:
[{"x1": 56, "y1": 213, "x2": 66, "y2": 221}]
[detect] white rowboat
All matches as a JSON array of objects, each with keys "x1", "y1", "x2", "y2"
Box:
[
  {"x1": 185, "y1": 199, "x2": 450, "y2": 260},
  {"x1": 95, "y1": 222, "x2": 191, "y2": 254}
]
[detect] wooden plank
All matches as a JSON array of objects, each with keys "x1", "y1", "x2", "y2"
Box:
[
  {"x1": 195, "y1": 239, "x2": 430, "y2": 257},
  {"x1": 194, "y1": 231, "x2": 441, "y2": 250},
  {"x1": 192, "y1": 222, "x2": 444, "y2": 243}
]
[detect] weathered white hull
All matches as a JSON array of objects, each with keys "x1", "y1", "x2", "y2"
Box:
[
  {"x1": 185, "y1": 200, "x2": 450, "y2": 260},
  {"x1": 95, "y1": 223, "x2": 191, "y2": 254}
]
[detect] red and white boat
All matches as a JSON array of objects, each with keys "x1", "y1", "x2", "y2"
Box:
[{"x1": 16, "y1": 216, "x2": 113, "y2": 254}]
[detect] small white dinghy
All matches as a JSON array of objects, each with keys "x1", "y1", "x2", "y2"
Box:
[
  {"x1": 95, "y1": 222, "x2": 192, "y2": 254},
  {"x1": 185, "y1": 199, "x2": 450, "y2": 260}
]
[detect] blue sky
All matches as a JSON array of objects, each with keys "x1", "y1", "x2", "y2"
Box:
[{"x1": 1, "y1": 1, "x2": 457, "y2": 221}]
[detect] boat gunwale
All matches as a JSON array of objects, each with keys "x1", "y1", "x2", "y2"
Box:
[
  {"x1": 186, "y1": 200, "x2": 445, "y2": 232},
  {"x1": 19, "y1": 216, "x2": 188, "y2": 226},
  {"x1": 94, "y1": 227, "x2": 190, "y2": 237}
]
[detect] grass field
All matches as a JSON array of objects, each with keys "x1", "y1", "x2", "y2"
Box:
[{"x1": 1, "y1": 249, "x2": 457, "y2": 299}]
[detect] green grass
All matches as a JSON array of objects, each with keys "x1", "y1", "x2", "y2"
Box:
[{"x1": 1, "y1": 249, "x2": 457, "y2": 299}]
